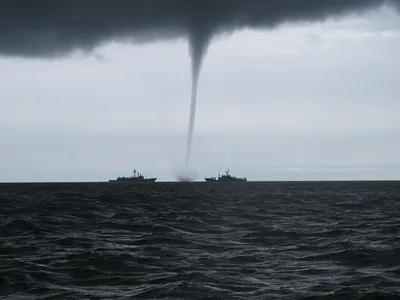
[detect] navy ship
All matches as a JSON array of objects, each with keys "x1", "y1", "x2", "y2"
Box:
[
  {"x1": 205, "y1": 169, "x2": 247, "y2": 182},
  {"x1": 109, "y1": 169, "x2": 157, "y2": 182}
]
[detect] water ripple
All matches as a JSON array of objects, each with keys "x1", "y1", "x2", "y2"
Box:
[{"x1": 0, "y1": 181, "x2": 399, "y2": 299}]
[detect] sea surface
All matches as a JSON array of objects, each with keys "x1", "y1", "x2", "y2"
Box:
[{"x1": 0, "y1": 181, "x2": 400, "y2": 300}]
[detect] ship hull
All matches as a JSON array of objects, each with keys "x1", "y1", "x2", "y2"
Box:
[
  {"x1": 204, "y1": 178, "x2": 247, "y2": 182},
  {"x1": 109, "y1": 178, "x2": 157, "y2": 183},
  {"x1": 205, "y1": 178, "x2": 217, "y2": 182}
]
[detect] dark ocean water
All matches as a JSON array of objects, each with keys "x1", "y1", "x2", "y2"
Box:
[{"x1": 1, "y1": 181, "x2": 400, "y2": 300}]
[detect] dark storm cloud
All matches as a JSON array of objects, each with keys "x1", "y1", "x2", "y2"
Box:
[{"x1": 0, "y1": 0, "x2": 399, "y2": 58}]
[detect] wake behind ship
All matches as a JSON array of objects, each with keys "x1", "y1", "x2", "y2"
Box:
[
  {"x1": 109, "y1": 169, "x2": 157, "y2": 182},
  {"x1": 205, "y1": 169, "x2": 247, "y2": 182}
]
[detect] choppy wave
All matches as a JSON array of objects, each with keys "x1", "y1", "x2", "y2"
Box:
[{"x1": 0, "y1": 181, "x2": 399, "y2": 299}]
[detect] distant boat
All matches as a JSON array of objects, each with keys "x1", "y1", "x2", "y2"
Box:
[
  {"x1": 205, "y1": 169, "x2": 247, "y2": 182},
  {"x1": 109, "y1": 169, "x2": 157, "y2": 182}
]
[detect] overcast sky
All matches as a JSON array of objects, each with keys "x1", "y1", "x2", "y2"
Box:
[{"x1": 1, "y1": 5, "x2": 400, "y2": 182}]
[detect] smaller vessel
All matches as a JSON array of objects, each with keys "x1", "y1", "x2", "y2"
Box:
[
  {"x1": 205, "y1": 169, "x2": 247, "y2": 182},
  {"x1": 109, "y1": 169, "x2": 157, "y2": 182}
]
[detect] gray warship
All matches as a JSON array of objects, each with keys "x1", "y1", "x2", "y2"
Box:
[
  {"x1": 109, "y1": 169, "x2": 157, "y2": 182},
  {"x1": 205, "y1": 169, "x2": 247, "y2": 182}
]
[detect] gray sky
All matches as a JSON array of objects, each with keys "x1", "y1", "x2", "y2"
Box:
[{"x1": 1, "y1": 5, "x2": 400, "y2": 182}]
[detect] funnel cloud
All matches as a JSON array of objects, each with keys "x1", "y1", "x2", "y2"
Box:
[{"x1": 185, "y1": 28, "x2": 211, "y2": 169}]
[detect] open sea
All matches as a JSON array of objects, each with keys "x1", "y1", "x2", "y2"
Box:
[{"x1": 0, "y1": 181, "x2": 399, "y2": 299}]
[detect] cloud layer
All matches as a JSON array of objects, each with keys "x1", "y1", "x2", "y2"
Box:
[{"x1": 1, "y1": 0, "x2": 399, "y2": 57}]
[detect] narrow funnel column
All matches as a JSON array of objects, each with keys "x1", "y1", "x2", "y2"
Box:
[{"x1": 185, "y1": 29, "x2": 210, "y2": 169}]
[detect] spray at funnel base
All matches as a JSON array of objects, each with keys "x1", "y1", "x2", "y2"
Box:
[{"x1": 176, "y1": 170, "x2": 198, "y2": 182}]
